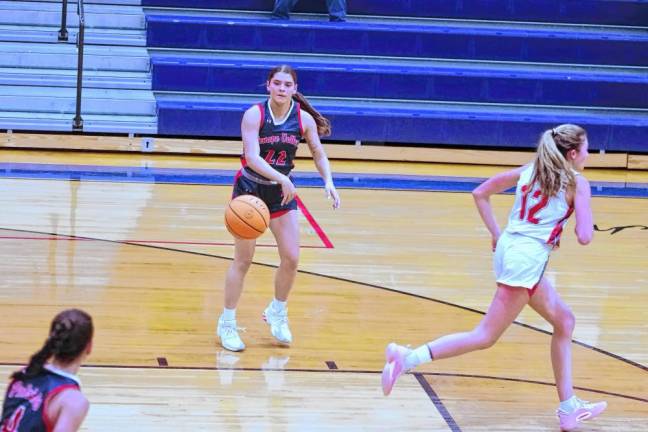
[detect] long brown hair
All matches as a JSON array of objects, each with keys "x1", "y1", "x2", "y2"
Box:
[
  {"x1": 12, "y1": 309, "x2": 93, "y2": 380},
  {"x1": 531, "y1": 123, "x2": 587, "y2": 197},
  {"x1": 267, "y1": 65, "x2": 331, "y2": 137}
]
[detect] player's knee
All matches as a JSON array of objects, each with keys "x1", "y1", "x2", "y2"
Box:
[
  {"x1": 555, "y1": 307, "x2": 576, "y2": 335},
  {"x1": 233, "y1": 257, "x2": 254, "y2": 273},
  {"x1": 280, "y1": 251, "x2": 299, "y2": 271}
]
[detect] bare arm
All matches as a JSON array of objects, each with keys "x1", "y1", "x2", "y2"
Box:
[
  {"x1": 573, "y1": 175, "x2": 593, "y2": 245},
  {"x1": 472, "y1": 165, "x2": 527, "y2": 250},
  {"x1": 241, "y1": 106, "x2": 295, "y2": 204},
  {"x1": 302, "y1": 111, "x2": 340, "y2": 209},
  {"x1": 49, "y1": 389, "x2": 89, "y2": 432}
]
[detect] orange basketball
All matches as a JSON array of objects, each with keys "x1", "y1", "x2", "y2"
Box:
[{"x1": 225, "y1": 195, "x2": 270, "y2": 240}]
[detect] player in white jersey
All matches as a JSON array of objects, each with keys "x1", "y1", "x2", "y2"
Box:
[{"x1": 381, "y1": 124, "x2": 606, "y2": 431}]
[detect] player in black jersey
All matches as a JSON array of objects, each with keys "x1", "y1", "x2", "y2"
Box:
[
  {"x1": 218, "y1": 65, "x2": 340, "y2": 352},
  {"x1": 1, "y1": 309, "x2": 93, "y2": 432}
]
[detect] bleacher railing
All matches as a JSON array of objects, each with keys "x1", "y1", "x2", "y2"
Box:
[{"x1": 58, "y1": 0, "x2": 85, "y2": 130}]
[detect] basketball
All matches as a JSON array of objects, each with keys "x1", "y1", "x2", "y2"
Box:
[{"x1": 225, "y1": 195, "x2": 270, "y2": 240}]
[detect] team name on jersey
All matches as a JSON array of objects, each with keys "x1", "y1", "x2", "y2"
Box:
[
  {"x1": 259, "y1": 132, "x2": 299, "y2": 146},
  {"x1": 7, "y1": 382, "x2": 42, "y2": 411}
]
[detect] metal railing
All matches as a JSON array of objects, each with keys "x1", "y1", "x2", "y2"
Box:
[{"x1": 58, "y1": 0, "x2": 85, "y2": 130}]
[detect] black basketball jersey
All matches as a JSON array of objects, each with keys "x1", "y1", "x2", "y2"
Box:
[
  {"x1": 242, "y1": 99, "x2": 304, "y2": 178},
  {"x1": 1, "y1": 366, "x2": 80, "y2": 432}
]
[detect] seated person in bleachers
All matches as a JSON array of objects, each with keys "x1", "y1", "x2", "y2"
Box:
[{"x1": 272, "y1": 0, "x2": 346, "y2": 22}]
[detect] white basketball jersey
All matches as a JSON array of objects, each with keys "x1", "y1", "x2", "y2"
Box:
[{"x1": 505, "y1": 164, "x2": 574, "y2": 246}]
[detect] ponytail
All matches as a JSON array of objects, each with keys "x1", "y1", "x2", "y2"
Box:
[
  {"x1": 11, "y1": 309, "x2": 93, "y2": 380},
  {"x1": 12, "y1": 340, "x2": 55, "y2": 380},
  {"x1": 531, "y1": 124, "x2": 586, "y2": 197},
  {"x1": 293, "y1": 91, "x2": 331, "y2": 137}
]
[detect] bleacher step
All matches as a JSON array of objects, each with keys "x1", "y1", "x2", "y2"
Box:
[
  {"x1": 0, "y1": 42, "x2": 150, "y2": 71},
  {"x1": 0, "y1": 68, "x2": 151, "y2": 89},
  {"x1": 0, "y1": 85, "x2": 156, "y2": 116},
  {"x1": 140, "y1": 0, "x2": 648, "y2": 26},
  {"x1": 0, "y1": 25, "x2": 146, "y2": 46},
  {"x1": 0, "y1": 111, "x2": 157, "y2": 133},
  {"x1": 146, "y1": 15, "x2": 648, "y2": 66},
  {"x1": 0, "y1": 1, "x2": 145, "y2": 30}
]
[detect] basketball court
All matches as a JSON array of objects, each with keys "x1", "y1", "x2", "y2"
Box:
[{"x1": 0, "y1": 148, "x2": 646, "y2": 431}]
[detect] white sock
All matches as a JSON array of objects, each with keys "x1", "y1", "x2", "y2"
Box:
[
  {"x1": 272, "y1": 298, "x2": 287, "y2": 312},
  {"x1": 404, "y1": 344, "x2": 433, "y2": 370},
  {"x1": 559, "y1": 395, "x2": 579, "y2": 413},
  {"x1": 222, "y1": 307, "x2": 236, "y2": 321}
]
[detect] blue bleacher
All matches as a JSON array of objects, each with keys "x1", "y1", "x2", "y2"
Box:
[
  {"x1": 151, "y1": 57, "x2": 648, "y2": 109},
  {"x1": 144, "y1": 2, "x2": 648, "y2": 151},
  {"x1": 142, "y1": 0, "x2": 648, "y2": 26},
  {"x1": 157, "y1": 98, "x2": 647, "y2": 152},
  {"x1": 147, "y1": 16, "x2": 648, "y2": 67}
]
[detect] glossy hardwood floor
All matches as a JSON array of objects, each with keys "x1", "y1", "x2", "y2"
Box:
[{"x1": 0, "y1": 149, "x2": 646, "y2": 431}]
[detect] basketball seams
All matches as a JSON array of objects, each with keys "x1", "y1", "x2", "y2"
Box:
[
  {"x1": 227, "y1": 202, "x2": 264, "y2": 235},
  {"x1": 236, "y1": 199, "x2": 270, "y2": 230},
  {"x1": 225, "y1": 195, "x2": 271, "y2": 240}
]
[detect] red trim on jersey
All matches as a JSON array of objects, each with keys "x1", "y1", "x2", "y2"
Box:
[
  {"x1": 231, "y1": 170, "x2": 243, "y2": 198},
  {"x1": 295, "y1": 102, "x2": 304, "y2": 137},
  {"x1": 42, "y1": 384, "x2": 80, "y2": 432},
  {"x1": 547, "y1": 206, "x2": 574, "y2": 246}
]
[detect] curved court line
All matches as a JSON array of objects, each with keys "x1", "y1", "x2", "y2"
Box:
[
  {"x1": 1, "y1": 226, "x2": 646, "y2": 374},
  {"x1": 0, "y1": 361, "x2": 643, "y2": 404}
]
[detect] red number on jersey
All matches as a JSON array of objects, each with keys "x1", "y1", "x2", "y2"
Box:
[
  {"x1": 264, "y1": 150, "x2": 276, "y2": 164},
  {"x1": 519, "y1": 185, "x2": 549, "y2": 224},
  {"x1": 1, "y1": 406, "x2": 26, "y2": 432},
  {"x1": 264, "y1": 150, "x2": 287, "y2": 166}
]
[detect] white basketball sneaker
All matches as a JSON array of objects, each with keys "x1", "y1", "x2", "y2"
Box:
[
  {"x1": 262, "y1": 303, "x2": 292, "y2": 344},
  {"x1": 557, "y1": 398, "x2": 607, "y2": 431},
  {"x1": 217, "y1": 315, "x2": 246, "y2": 352}
]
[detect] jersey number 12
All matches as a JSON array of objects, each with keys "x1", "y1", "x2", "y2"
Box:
[{"x1": 519, "y1": 185, "x2": 548, "y2": 224}]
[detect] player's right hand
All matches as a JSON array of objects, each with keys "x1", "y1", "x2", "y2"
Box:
[{"x1": 280, "y1": 176, "x2": 296, "y2": 206}]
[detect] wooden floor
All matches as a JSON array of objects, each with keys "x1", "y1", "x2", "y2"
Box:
[{"x1": 0, "y1": 149, "x2": 646, "y2": 431}]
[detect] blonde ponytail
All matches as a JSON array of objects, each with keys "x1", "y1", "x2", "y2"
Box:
[{"x1": 531, "y1": 124, "x2": 586, "y2": 197}]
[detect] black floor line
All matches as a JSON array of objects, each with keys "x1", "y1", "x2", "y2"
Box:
[
  {"x1": 414, "y1": 373, "x2": 462, "y2": 432},
  {"x1": 0, "y1": 362, "x2": 643, "y2": 403},
  {"x1": 1, "y1": 226, "x2": 646, "y2": 376}
]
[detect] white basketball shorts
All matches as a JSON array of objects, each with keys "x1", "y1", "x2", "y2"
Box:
[{"x1": 493, "y1": 231, "x2": 551, "y2": 289}]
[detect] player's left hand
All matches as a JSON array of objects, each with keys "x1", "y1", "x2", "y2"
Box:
[{"x1": 325, "y1": 181, "x2": 340, "y2": 209}]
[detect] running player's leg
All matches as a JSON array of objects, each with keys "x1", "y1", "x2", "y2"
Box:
[
  {"x1": 382, "y1": 284, "x2": 529, "y2": 395},
  {"x1": 429, "y1": 284, "x2": 529, "y2": 359},
  {"x1": 528, "y1": 276, "x2": 606, "y2": 430}
]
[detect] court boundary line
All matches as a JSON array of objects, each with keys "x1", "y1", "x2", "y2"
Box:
[
  {"x1": 1, "y1": 226, "x2": 645, "y2": 374},
  {"x1": 0, "y1": 362, "x2": 643, "y2": 403}
]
